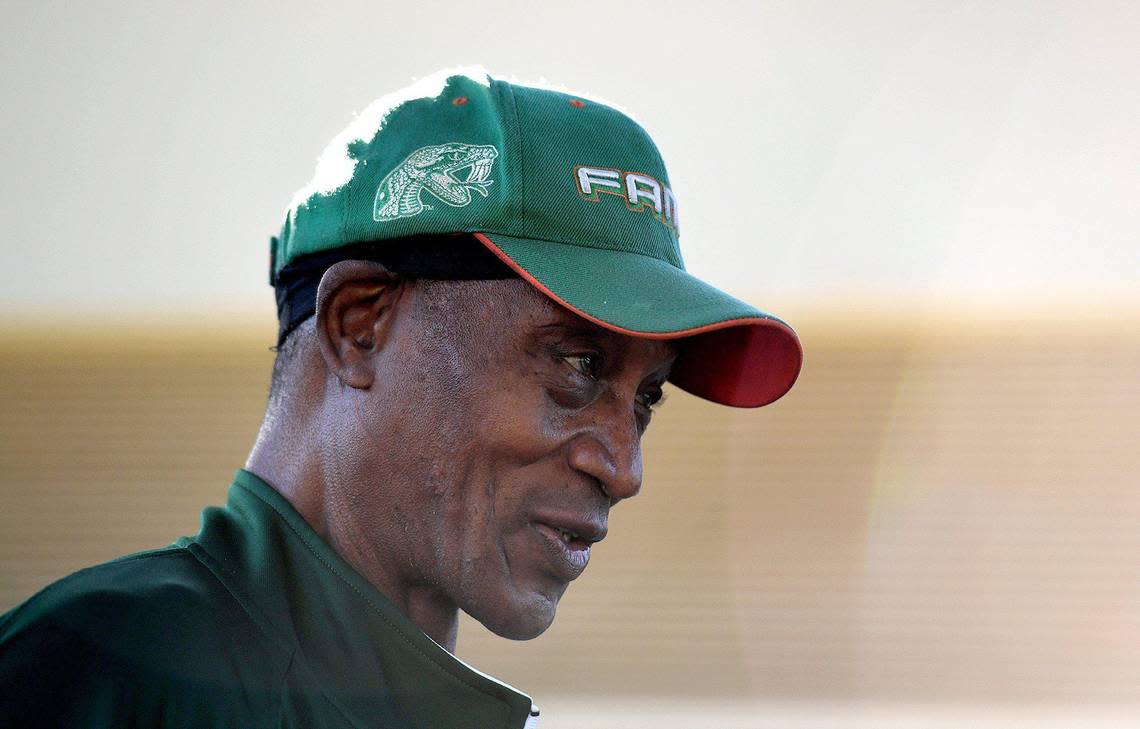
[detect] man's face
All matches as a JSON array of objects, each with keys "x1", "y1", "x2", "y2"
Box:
[{"x1": 332, "y1": 277, "x2": 677, "y2": 640}]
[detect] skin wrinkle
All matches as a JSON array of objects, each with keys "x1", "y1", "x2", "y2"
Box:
[{"x1": 247, "y1": 262, "x2": 677, "y2": 651}]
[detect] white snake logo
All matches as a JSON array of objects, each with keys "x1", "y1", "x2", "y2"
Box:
[{"x1": 372, "y1": 143, "x2": 498, "y2": 222}]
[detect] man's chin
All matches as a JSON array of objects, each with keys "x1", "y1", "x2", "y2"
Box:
[{"x1": 465, "y1": 589, "x2": 561, "y2": 641}]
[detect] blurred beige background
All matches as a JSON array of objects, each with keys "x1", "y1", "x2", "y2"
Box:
[{"x1": 2, "y1": 1, "x2": 1137, "y2": 726}]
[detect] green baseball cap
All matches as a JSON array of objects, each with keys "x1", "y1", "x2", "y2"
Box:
[{"x1": 273, "y1": 68, "x2": 802, "y2": 407}]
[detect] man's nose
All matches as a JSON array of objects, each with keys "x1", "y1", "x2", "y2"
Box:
[{"x1": 566, "y1": 395, "x2": 644, "y2": 502}]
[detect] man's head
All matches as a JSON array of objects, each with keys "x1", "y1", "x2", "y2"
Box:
[
  {"x1": 269, "y1": 260, "x2": 676, "y2": 638},
  {"x1": 255, "y1": 68, "x2": 802, "y2": 644}
]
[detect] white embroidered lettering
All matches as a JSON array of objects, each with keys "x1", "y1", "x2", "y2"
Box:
[
  {"x1": 625, "y1": 173, "x2": 663, "y2": 215},
  {"x1": 663, "y1": 186, "x2": 678, "y2": 231},
  {"x1": 574, "y1": 165, "x2": 679, "y2": 232},
  {"x1": 576, "y1": 167, "x2": 623, "y2": 196}
]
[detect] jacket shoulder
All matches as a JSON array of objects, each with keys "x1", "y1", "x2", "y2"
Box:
[{"x1": 0, "y1": 546, "x2": 292, "y2": 726}]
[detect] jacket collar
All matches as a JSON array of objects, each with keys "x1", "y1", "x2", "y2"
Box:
[{"x1": 188, "y1": 469, "x2": 537, "y2": 728}]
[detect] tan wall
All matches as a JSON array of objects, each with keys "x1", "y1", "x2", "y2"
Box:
[{"x1": 1, "y1": 314, "x2": 1137, "y2": 706}]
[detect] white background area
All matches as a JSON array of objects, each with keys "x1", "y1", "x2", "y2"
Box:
[
  {"x1": 2, "y1": 4, "x2": 1138, "y2": 727},
  {"x1": 1, "y1": 0, "x2": 1137, "y2": 321}
]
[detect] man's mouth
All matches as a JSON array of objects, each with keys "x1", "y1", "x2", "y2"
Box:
[
  {"x1": 533, "y1": 521, "x2": 599, "y2": 581},
  {"x1": 553, "y1": 525, "x2": 585, "y2": 544},
  {"x1": 533, "y1": 512, "x2": 607, "y2": 545}
]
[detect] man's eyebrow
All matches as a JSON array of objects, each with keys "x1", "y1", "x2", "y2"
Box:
[{"x1": 537, "y1": 320, "x2": 680, "y2": 380}]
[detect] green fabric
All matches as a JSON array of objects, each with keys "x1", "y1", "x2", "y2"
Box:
[
  {"x1": 483, "y1": 232, "x2": 781, "y2": 334},
  {"x1": 0, "y1": 470, "x2": 535, "y2": 728},
  {"x1": 276, "y1": 72, "x2": 683, "y2": 281},
  {"x1": 270, "y1": 71, "x2": 724, "y2": 337},
  {"x1": 269, "y1": 69, "x2": 803, "y2": 409}
]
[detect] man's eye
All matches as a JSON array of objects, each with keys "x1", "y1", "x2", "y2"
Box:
[
  {"x1": 637, "y1": 387, "x2": 666, "y2": 410},
  {"x1": 563, "y1": 354, "x2": 602, "y2": 381}
]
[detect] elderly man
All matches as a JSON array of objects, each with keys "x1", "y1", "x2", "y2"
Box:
[{"x1": 0, "y1": 69, "x2": 801, "y2": 727}]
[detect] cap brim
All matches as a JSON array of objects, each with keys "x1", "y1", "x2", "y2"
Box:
[{"x1": 473, "y1": 233, "x2": 803, "y2": 408}]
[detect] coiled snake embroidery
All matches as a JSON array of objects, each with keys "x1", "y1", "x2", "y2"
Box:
[{"x1": 372, "y1": 143, "x2": 498, "y2": 222}]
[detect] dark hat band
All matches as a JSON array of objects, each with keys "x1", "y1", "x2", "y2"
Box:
[{"x1": 274, "y1": 234, "x2": 517, "y2": 347}]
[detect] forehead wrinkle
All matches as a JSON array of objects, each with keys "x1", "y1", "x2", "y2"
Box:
[{"x1": 410, "y1": 277, "x2": 678, "y2": 381}]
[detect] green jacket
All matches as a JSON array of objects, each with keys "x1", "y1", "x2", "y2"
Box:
[{"x1": 0, "y1": 470, "x2": 539, "y2": 728}]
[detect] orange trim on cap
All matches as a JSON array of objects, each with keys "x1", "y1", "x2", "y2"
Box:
[{"x1": 472, "y1": 232, "x2": 797, "y2": 341}]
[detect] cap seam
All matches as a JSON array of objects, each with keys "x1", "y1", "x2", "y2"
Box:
[{"x1": 504, "y1": 81, "x2": 527, "y2": 231}]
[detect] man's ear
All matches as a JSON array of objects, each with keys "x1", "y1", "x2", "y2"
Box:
[{"x1": 314, "y1": 259, "x2": 404, "y2": 389}]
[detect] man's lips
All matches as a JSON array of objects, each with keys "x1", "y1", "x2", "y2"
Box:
[
  {"x1": 532, "y1": 512, "x2": 607, "y2": 545},
  {"x1": 531, "y1": 515, "x2": 607, "y2": 582}
]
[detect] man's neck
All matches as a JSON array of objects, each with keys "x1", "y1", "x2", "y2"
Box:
[{"x1": 246, "y1": 416, "x2": 462, "y2": 653}]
